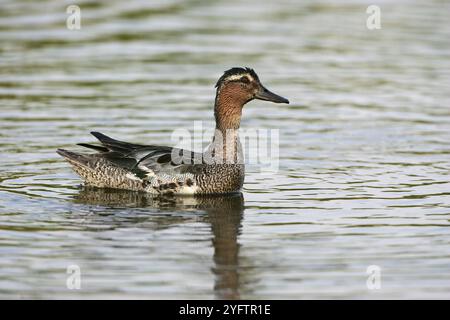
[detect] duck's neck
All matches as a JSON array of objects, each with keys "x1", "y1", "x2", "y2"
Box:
[
  {"x1": 214, "y1": 86, "x2": 245, "y2": 131},
  {"x1": 208, "y1": 87, "x2": 246, "y2": 164}
]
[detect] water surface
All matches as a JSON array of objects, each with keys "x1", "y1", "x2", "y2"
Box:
[{"x1": 0, "y1": 0, "x2": 450, "y2": 299}]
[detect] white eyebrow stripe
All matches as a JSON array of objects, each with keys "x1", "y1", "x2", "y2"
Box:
[{"x1": 225, "y1": 74, "x2": 253, "y2": 82}]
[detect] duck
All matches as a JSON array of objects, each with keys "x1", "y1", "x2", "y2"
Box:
[{"x1": 57, "y1": 67, "x2": 289, "y2": 195}]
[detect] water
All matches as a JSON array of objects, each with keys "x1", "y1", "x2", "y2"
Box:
[{"x1": 1, "y1": 0, "x2": 450, "y2": 299}]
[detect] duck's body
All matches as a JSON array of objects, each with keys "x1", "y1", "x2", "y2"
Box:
[
  {"x1": 57, "y1": 67, "x2": 288, "y2": 195},
  {"x1": 57, "y1": 133, "x2": 244, "y2": 195}
]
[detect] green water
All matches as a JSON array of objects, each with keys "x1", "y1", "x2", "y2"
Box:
[{"x1": 0, "y1": 0, "x2": 449, "y2": 299}]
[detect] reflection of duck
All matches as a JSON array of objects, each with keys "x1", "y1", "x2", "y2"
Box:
[
  {"x1": 58, "y1": 67, "x2": 288, "y2": 195},
  {"x1": 74, "y1": 187, "x2": 244, "y2": 299}
]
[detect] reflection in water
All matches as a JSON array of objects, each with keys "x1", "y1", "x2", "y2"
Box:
[
  {"x1": 206, "y1": 193, "x2": 243, "y2": 299},
  {"x1": 74, "y1": 187, "x2": 244, "y2": 299}
]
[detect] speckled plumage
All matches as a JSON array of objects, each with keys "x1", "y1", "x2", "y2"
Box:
[{"x1": 57, "y1": 67, "x2": 288, "y2": 195}]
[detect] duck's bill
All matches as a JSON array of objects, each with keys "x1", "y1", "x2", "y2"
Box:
[{"x1": 255, "y1": 86, "x2": 289, "y2": 104}]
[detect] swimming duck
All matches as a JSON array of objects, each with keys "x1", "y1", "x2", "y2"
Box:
[{"x1": 57, "y1": 67, "x2": 289, "y2": 195}]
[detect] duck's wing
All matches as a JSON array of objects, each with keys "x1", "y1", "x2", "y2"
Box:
[{"x1": 78, "y1": 131, "x2": 203, "y2": 178}]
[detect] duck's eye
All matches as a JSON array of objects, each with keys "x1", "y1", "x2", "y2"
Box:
[{"x1": 240, "y1": 77, "x2": 250, "y2": 84}]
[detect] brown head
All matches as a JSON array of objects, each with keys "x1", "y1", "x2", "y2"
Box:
[{"x1": 214, "y1": 67, "x2": 289, "y2": 130}]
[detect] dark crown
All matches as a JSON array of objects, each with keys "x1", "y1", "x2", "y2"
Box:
[{"x1": 215, "y1": 67, "x2": 259, "y2": 88}]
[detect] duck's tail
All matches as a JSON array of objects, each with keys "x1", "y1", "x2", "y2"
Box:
[
  {"x1": 56, "y1": 148, "x2": 143, "y2": 190},
  {"x1": 56, "y1": 148, "x2": 91, "y2": 167}
]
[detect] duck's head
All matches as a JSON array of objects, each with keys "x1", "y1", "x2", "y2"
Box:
[
  {"x1": 215, "y1": 67, "x2": 289, "y2": 105},
  {"x1": 214, "y1": 67, "x2": 289, "y2": 130}
]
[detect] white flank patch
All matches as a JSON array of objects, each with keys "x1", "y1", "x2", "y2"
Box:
[
  {"x1": 125, "y1": 173, "x2": 142, "y2": 181},
  {"x1": 178, "y1": 185, "x2": 200, "y2": 195},
  {"x1": 137, "y1": 164, "x2": 155, "y2": 176}
]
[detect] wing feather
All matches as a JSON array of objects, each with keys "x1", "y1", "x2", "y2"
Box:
[{"x1": 76, "y1": 132, "x2": 205, "y2": 177}]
